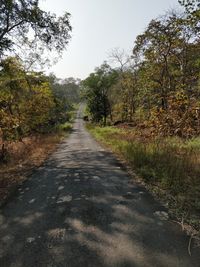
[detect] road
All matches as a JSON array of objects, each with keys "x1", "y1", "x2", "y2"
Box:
[{"x1": 0, "y1": 106, "x2": 200, "y2": 267}]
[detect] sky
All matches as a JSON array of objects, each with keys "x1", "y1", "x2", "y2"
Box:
[{"x1": 39, "y1": 0, "x2": 181, "y2": 80}]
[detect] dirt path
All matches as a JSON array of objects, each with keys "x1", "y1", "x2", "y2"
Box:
[{"x1": 0, "y1": 106, "x2": 200, "y2": 267}]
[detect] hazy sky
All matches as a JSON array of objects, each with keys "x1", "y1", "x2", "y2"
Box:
[{"x1": 40, "y1": 0, "x2": 180, "y2": 79}]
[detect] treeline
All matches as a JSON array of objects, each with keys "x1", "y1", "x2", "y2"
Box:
[
  {"x1": 0, "y1": 0, "x2": 74, "y2": 162},
  {"x1": 0, "y1": 57, "x2": 81, "y2": 161},
  {"x1": 83, "y1": 0, "x2": 200, "y2": 138}
]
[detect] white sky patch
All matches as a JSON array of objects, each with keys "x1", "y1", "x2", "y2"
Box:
[{"x1": 39, "y1": 0, "x2": 180, "y2": 79}]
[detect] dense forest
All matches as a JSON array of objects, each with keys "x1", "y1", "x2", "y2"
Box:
[{"x1": 84, "y1": 0, "x2": 200, "y2": 138}]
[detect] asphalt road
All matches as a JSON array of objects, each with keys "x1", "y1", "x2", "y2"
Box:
[{"x1": 0, "y1": 106, "x2": 200, "y2": 267}]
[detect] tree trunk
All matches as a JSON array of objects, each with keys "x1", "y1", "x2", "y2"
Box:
[{"x1": 0, "y1": 143, "x2": 7, "y2": 163}]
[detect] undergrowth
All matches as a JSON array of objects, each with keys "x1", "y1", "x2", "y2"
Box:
[
  {"x1": 56, "y1": 122, "x2": 73, "y2": 133},
  {"x1": 0, "y1": 121, "x2": 73, "y2": 204}
]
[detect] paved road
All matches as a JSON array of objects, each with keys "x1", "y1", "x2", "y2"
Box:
[{"x1": 0, "y1": 107, "x2": 200, "y2": 267}]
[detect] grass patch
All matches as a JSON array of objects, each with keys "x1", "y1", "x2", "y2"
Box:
[
  {"x1": 56, "y1": 122, "x2": 73, "y2": 133},
  {"x1": 87, "y1": 124, "x2": 200, "y2": 232}
]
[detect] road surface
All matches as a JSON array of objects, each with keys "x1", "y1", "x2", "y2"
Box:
[{"x1": 0, "y1": 106, "x2": 200, "y2": 267}]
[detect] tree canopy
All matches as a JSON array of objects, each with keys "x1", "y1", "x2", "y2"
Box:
[
  {"x1": 0, "y1": 0, "x2": 72, "y2": 58},
  {"x1": 83, "y1": 63, "x2": 118, "y2": 125},
  {"x1": 83, "y1": 0, "x2": 200, "y2": 137}
]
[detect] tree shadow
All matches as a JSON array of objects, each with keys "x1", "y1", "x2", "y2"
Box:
[{"x1": 0, "y1": 148, "x2": 200, "y2": 267}]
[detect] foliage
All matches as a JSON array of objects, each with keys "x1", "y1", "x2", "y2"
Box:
[
  {"x1": 149, "y1": 91, "x2": 200, "y2": 137},
  {"x1": 0, "y1": 57, "x2": 79, "y2": 161},
  {"x1": 0, "y1": 57, "x2": 53, "y2": 141},
  {"x1": 48, "y1": 75, "x2": 81, "y2": 125},
  {"x1": 49, "y1": 75, "x2": 81, "y2": 105},
  {"x1": 56, "y1": 122, "x2": 73, "y2": 133},
  {"x1": 84, "y1": 1, "x2": 200, "y2": 137},
  {"x1": 131, "y1": 9, "x2": 200, "y2": 136},
  {"x1": 83, "y1": 63, "x2": 118, "y2": 125},
  {"x1": 179, "y1": 0, "x2": 200, "y2": 14},
  {"x1": 0, "y1": 0, "x2": 72, "y2": 59}
]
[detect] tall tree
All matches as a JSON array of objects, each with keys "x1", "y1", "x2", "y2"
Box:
[
  {"x1": 0, "y1": 0, "x2": 72, "y2": 59},
  {"x1": 83, "y1": 63, "x2": 117, "y2": 125},
  {"x1": 133, "y1": 11, "x2": 199, "y2": 109}
]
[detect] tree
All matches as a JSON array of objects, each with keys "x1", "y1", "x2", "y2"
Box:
[
  {"x1": 130, "y1": 8, "x2": 200, "y2": 136},
  {"x1": 179, "y1": 0, "x2": 200, "y2": 32},
  {"x1": 82, "y1": 2, "x2": 200, "y2": 136},
  {"x1": 0, "y1": 0, "x2": 72, "y2": 58},
  {"x1": 108, "y1": 48, "x2": 140, "y2": 122},
  {"x1": 83, "y1": 63, "x2": 117, "y2": 125},
  {"x1": 133, "y1": 11, "x2": 199, "y2": 110},
  {"x1": 108, "y1": 48, "x2": 130, "y2": 72},
  {"x1": 0, "y1": 57, "x2": 55, "y2": 141},
  {"x1": 48, "y1": 75, "x2": 81, "y2": 124},
  {"x1": 179, "y1": 0, "x2": 200, "y2": 13}
]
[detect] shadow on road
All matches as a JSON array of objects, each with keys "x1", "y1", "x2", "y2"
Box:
[
  {"x1": 1, "y1": 148, "x2": 200, "y2": 267},
  {"x1": 1, "y1": 110, "x2": 200, "y2": 267}
]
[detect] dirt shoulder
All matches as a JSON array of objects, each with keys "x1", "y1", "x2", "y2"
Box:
[{"x1": 0, "y1": 133, "x2": 65, "y2": 206}]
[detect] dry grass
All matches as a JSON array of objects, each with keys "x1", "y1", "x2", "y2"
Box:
[
  {"x1": 87, "y1": 124, "x2": 200, "y2": 242},
  {"x1": 0, "y1": 133, "x2": 64, "y2": 204}
]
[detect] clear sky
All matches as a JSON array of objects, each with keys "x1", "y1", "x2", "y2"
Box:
[{"x1": 39, "y1": 0, "x2": 180, "y2": 80}]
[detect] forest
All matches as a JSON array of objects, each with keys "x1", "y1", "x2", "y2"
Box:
[
  {"x1": 83, "y1": 0, "x2": 200, "y2": 235},
  {"x1": 84, "y1": 0, "x2": 200, "y2": 136}
]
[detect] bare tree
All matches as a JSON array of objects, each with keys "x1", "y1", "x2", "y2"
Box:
[{"x1": 108, "y1": 48, "x2": 131, "y2": 72}]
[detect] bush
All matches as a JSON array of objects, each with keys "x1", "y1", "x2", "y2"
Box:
[
  {"x1": 57, "y1": 122, "x2": 72, "y2": 132},
  {"x1": 150, "y1": 91, "x2": 200, "y2": 138}
]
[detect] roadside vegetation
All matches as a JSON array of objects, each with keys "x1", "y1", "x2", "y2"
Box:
[
  {"x1": 0, "y1": 1, "x2": 81, "y2": 203},
  {"x1": 0, "y1": 58, "x2": 81, "y2": 201},
  {"x1": 84, "y1": 0, "x2": 200, "y2": 239},
  {"x1": 87, "y1": 125, "x2": 200, "y2": 232},
  {"x1": 0, "y1": 60, "x2": 81, "y2": 203}
]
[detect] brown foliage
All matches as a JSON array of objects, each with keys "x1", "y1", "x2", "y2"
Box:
[
  {"x1": 0, "y1": 134, "x2": 61, "y2": 203},
  {"x1": 149, "y1": 91, "x2": 200, "y2": 138}
]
